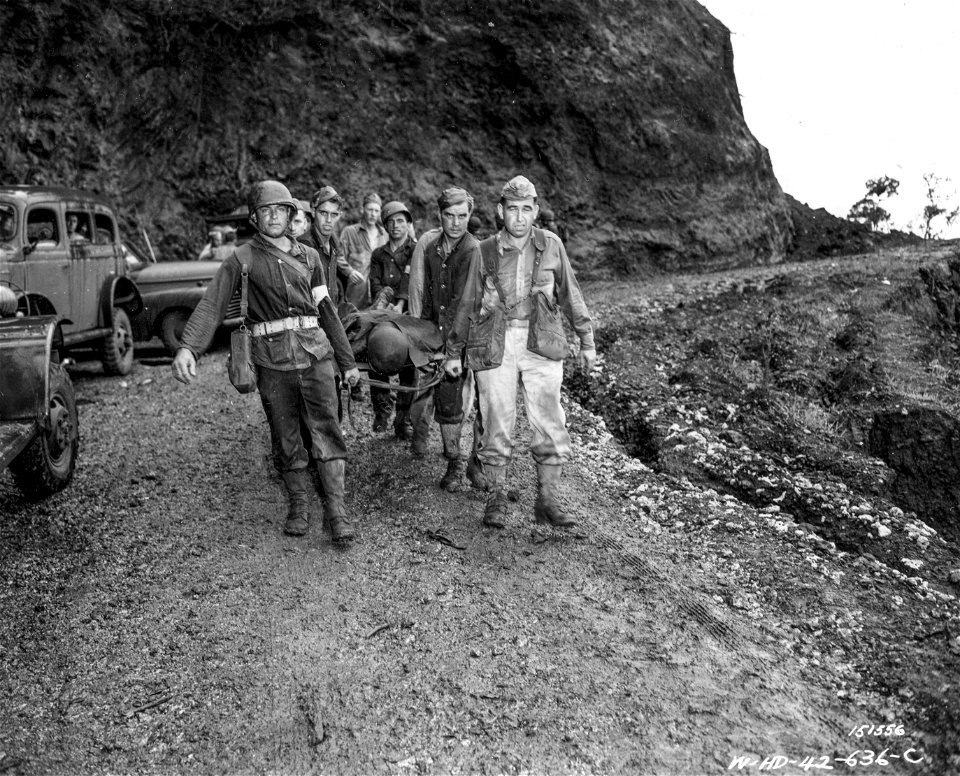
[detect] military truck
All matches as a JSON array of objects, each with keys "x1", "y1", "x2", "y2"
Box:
[
  {"x1": 0, "y1": 186, "x2": 142, "y2": 375},
  {"x1": 124, "y1": 239, "x2": 243, "y2": 354}
]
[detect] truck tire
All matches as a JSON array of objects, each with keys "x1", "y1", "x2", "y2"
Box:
[
  {"x1": 160, "y1": 308, "x2": 191, "y2": 355},
  {"x1": 102, "y1": 307, "x2": 134, "y2": 375},
  {"x1": 10, "y1": 363, "x2": 79, "y2": 499}
]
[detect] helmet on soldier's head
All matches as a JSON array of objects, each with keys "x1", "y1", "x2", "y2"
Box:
[
  {"x1": 366, "y1": 322, "x2": 409, "y2": 376},
  {"x1": 381, "y1": 201, "x2": 412, "y2": 224},
  {"x1": 247, "y1": 180, "x2": 299, "y2": 217}
]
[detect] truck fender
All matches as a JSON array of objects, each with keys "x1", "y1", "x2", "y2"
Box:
[
  {"x1": 138, "y1": 287, "x2": 206, "y2": 336},
  {"x1": 18, "y1": 292, "x2": 62, "y2": 320},
  {"x1": 99, "y1": 276, "x2": 143, "y2": 326}
]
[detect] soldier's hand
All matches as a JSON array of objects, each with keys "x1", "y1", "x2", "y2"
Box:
[
  {"x1": 577, "y1": 347, "x2": 596, "y2": 373},
  {"x1": 172, "y1": 348, "x2": 197, "y2": 384},
  {"x1": 348, "y1": 269, "x2": 364, "y2": 284},
  {"x1": 443, "y1": 358, "x2": 462, "y2": 379},
  {"x1": 343, "y1": 367, "x2": 361, "y2": 387}
]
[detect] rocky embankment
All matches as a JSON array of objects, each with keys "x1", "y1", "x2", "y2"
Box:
[{"x1": 1, "y1": 0, "x2": 791, "y2": 272}]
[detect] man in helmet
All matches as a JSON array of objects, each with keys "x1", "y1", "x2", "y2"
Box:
[
  {"x1": 368, "y1": 200, "x2": 417, "y2": 435},
  {"x1": 447, "y1": 175, "x2": 596, "y2": 530},
  {"x1": 537, "y1": 208, "x2": 567, "y2": 242},
  {"x1": 404, "y1": 186, "x2": 486, "y2": 492},
  {"x1": 171, "y1": 180, "x2": 361, "y2": 543}
]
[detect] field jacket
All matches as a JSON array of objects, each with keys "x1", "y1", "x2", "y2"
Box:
[
  {"x1": 449, "y1": 228, "x2": 594, "y2": 358},
  {"x1": 178, "y1": 233, "x2": 355, "y2": 373},
  {"x1": 370, "y1": 237, "x2": 415, "y2": 301},
  {"x1": 418, "y1": 231, "x2": 481, "y2": 349}
]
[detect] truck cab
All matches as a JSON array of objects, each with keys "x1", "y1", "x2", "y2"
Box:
[{"x1": 0, "y1": 186, "x2": 142, "y2": 374}]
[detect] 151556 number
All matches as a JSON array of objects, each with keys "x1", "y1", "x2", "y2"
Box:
[{"x1": 849, "y1": 724, "x2": 905, "y2": 738}]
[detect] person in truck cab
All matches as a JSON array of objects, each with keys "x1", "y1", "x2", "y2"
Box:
[{"x1": 0, "y1": 207, "x2": 13, "y2": 241}]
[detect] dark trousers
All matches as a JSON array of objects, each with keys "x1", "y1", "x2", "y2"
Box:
[
  {"x1": 257, "y1": 355, "x2": 347, "y2": 472},
  {"x1": 370, "y1": 364, "x2": 418, "y2": 415},
  {"x1": 409, "y1": 369, "x2": 466, "y2": 427}
]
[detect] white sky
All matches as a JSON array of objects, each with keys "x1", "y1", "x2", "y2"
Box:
[{"x1": 699, "y1": 0, "x2": 960, "y2": 237}]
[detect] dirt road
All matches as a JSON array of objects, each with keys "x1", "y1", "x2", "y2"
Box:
[{"x1": 1, "y1": 261, "x2": 954, "y2": 775}]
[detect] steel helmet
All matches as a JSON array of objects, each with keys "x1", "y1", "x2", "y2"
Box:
[
  {"x1": 366, "y1": 322, "x2": 409, "y2": 376},
  {"x1": 247, "y1": 180, "x2": 299, "y2": 217},
  {"x1": 381, "y1": 201, "x2": 412, "y2": 224}
]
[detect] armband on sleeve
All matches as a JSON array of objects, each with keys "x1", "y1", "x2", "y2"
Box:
[{"x1": 312, "y1": 285, "x2": 329, "y2": 305}]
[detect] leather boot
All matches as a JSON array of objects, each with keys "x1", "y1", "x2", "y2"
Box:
[
  {"x1": 465, "y1": 452, "x2": 488, "y2": 491},
  {"x1": 317, "y1": 459, "x2": 356, "y2": 542},
  {"x1": 281, "y1": 469, "x2": 312, "y2": 536},
  {"x1": 438, "y1": 423, "x2": 463, "y2": 491},
  {"x1": 410, "y1": 412, "x2": 431, "y2": 458},
  {"x1": 371, "y1": 386, "x2": 393, "y2": 432},
  {"x1": 393, "y1": 410, "x2": 413, "y2": 440},
  {"x1": 482, "y1": 464, "x2": 509, "y2": 528},
  {"x1": 534, "y1": 464, "x2": 576, "y2": 527}
]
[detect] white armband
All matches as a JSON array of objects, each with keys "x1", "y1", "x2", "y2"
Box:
[{"x1": 312, "y1": 285, "x2": 329, "y2": 305}]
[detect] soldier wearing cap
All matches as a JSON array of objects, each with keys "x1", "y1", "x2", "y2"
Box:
[
  {"x1": 299, "y1": 186, "x2": 348, "y2": 306},
  {"x1": 289, "y1": 199, "x2": 313, "y2": 239},
  {"x1": 172, "y1": 180, "x2": 362, "y2": 543},
  {"x1": 403, "y1": 186, "x2": 489, "y2": 492},
  {"x1": 368, "y1": 200, "x2": 418, "y2": 435},
  {"x1": 447, "y1": 175, "x2": 596, "y2": 529},
  {"x1": 338, "y1": 192, "x2": 388, "y2": 310}
]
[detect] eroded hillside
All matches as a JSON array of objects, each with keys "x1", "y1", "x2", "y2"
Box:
[{"x1": 1, "y1": 0, "x2": 790, "y2": 269}]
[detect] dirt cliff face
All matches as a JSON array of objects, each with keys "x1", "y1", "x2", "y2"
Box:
[{"x1": 0, "y1": 0, "x2": 791, "y2": 270}]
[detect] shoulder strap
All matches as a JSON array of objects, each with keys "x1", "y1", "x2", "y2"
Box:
[
  {"x1": 479, "y1": 239, "x2": 507, "y2": 305},
  {"x1": 233, "y1": 243, "x2": 254, "y2": 265},
  {"x1": 530, "y1": 228, "x2": 545, "y2": 288},
  {"x1": 239, "y1": 263, "x2": 249, "y2": 330}
]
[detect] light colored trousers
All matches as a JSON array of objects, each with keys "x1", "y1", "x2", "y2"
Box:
[{"x1": 475, "y1": 324, "x2": 571, "y2": 467}]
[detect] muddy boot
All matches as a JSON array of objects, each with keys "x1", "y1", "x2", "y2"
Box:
[
  {"x1": 372, "y1": 411, "x2": 391, "y2": 433},
  {"x1": 281, "y1": 469, "x2": 312, "y2": 536},
  {"x1": 371, "y1": 386, "x2": 393, "y2": 432},
  {"x1": 410, "y1": 412, "x2": 431, "y2": 459},
  {"x1": 438, "y1": 423, "x2": 464, "y2": 491},
  {"x1": 439, "y1": 458, "x2": 464, "y2": 491},
  {"x1": 534, "y1": 464, "x2": 576, "y2": 528},
  {"x1": 482, "y1": 464, "x2": 509, "y2": 528},
  {"x1": 393, "y1": 410, "x2": 413, "y2": 441},
  {"x1": 317, "y1": 459, "x2": 355, "y2": 543},
  {"x1": 465, "y1": 452, "x2": 488, "y2": 491}
]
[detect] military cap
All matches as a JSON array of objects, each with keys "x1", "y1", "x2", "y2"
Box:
[
  {"x1": 501, "y1": 175, "x2": 538, "y2": 201},
  {"x1": 362, "y1": 192, "x2": 383, "y2": 207},
  {"x1": 437, "y1": 186, "x2": 474, "y2": 211},
  {"x1": 311, "y1": 186, "x2": 343, "y2": 209}
]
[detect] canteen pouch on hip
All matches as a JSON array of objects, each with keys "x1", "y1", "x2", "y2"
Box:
[
  {"x1": 227, "y1": 327, "x2": 257, "y2": 393},
  {"x1": 527, "y1": 291, "x2": 568, "y2": 360},
  {"x1": 227, "y1": 260, "x2": 257, "y2": 393},
  {"x1": 465, "y1": 306, "x2": 507, "y2": 371}
]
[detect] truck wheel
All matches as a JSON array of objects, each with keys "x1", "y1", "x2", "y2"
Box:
[
  {"x1": 10, "y1": 364, "x2": 79, "y2": 499},
  {"x1": 160, "y1": 309, "x2": 191, "y2": 355},
  {"x1": 102, "y1": 307, "x2": 134, "y2": 375}
]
